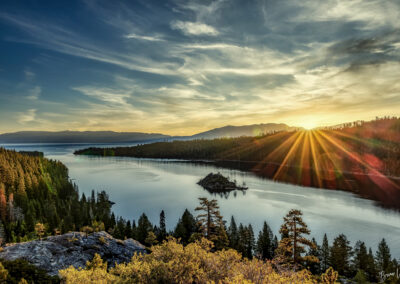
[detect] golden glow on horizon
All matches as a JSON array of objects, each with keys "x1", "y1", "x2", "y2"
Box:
[{"x1": 298, "y1": 119, "x2": 318, "y2": 130}]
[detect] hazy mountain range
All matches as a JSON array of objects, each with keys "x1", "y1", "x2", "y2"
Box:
[
  {"x1": 0, "y1": 123, "x2": 300, "y2": 143},
  {"x1": 191, "y1": 123, "x2": 300, "y2": 139}
]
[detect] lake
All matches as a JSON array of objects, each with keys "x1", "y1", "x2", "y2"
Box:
[{"x1": 2, "y1": 143, "x2": 400, "y2": 257}]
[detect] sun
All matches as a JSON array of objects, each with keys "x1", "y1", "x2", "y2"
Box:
[{"x1": 300, "y1": 120, "x2": 318, "y2": 130}]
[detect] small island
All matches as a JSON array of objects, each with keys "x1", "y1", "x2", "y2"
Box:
[{"x1": 197, "y1": 172, "x2": 248, "y2": 193}]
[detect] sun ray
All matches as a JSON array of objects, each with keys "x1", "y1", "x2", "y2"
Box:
[
  {"x1": 317, "y1": 130, "x2": 400, "y2": 191},
  {"x1": 273, "y1": 131, "x2": 305, "y2": 180},
  {"x1": 309, "y1": 131, "x2": 323, "y2": 188}
]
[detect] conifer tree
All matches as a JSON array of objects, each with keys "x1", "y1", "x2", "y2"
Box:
[
  {"x1": 195, "y1": 197, "x2": 222, "y2": 239},
  {"x1": 330, "y1": 234, "x2": 352, "y2": 277},
  {"x1": 195, "y1": 197, "x2": 228, "y2": 249},
  {"x1": 366, "y1": 247, "x2": 377, "y2": 282},
  {"x1": 174, "y1": 209, "x2": 197, "y2": 244},
  {"x1": 137, "y1": 213, "x2": 153, "y2": 244},
  {"x1": 237, "y1": 224, "x2": 255, "y2": 259},
  {"x1": 158, "y1": 210, "x2": 167, "y2": 241},
  {"x1": 376, "y1": 238, "x2": 391, "y2": 273},
  {"x1": 353, "y1": 241, "x2": 368, "y2": 272},
  {"x1": 125, "y1": 220, "x2": 132, "y2": 238},
  {"x1": 247, "y1": 224, "x2": 255, "y2": 258},
  {"x1": 306, "y1": 238, "x2": 321, "y2": 274},
  {"x1": 320, "y1": 234, "x2": 330, "y2": 272},
  {"x1": 256, "y1": 221, "x2": 274, "y2": 259},
  {"x1": 228, "y1": 216, "x2": 239, "y2": 250},
  {"x1": 275, "y1": 209, "x2": 318, "y2": 269}
]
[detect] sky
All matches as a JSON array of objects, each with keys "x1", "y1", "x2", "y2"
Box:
[{"x1": 0, "y1": 0, "x2": 399, "y2": 135}]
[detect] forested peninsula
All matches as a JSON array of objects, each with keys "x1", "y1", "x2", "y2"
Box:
[{"x1": 75, "y1": 117, "x2": 400, "y2": 209}]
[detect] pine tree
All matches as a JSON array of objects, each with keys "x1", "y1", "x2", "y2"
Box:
[
  {"x1": 376, "y1": 238, "x2": 391, "y2": 273},
  {"x1": 320, "y1": 234, "x2": 330, "y2": 272},
  {"x1": 275, "y1": 209, "x2": 318, "y2": 269},
  {"x1": 195, "y1": 197, "x2": 223, "y2": 239},
  {"x1": 366, "y1": 247, "x2": 377, "y2": 282},
  {"x1": 174, "y1": 209, "x2": 197, "y2": 244},
  {"x1": 125, "y1": 220, "x2": 132, "y2": 238},
  {"x1": 195, "y1": 197, "x2": 228, "y2": 249},
  {"x1": 272, "y1": 235, "x2": 278, "y2": 258},
  {"x1": 237, "y1": 224, "x2": 247, "y2": 257},
  {"x1": 330, "y1": 234, "x2": 352, "y2": 277},
  {"x1": 256, "y1": 221, "x2": 274, "y2": 259},
  {"x1": 228, "y1": 216, "x2": 239, "y2": 250},
  {"x1": 353, "y1": 241, "x2": 368, "y2": 272},
  {"x1": 131, "y1": 220, "x2": 137, "y2": 240},
  {"x1": 306, "y1": 238, "x2": 321, "y2": 274},
  {"x1": 236, "y1": 224, "x2": 255, "y2": 259},
  {"x1": 158, "y1": 210, "x2": 167, "y2": 242},
  {"x1": 137, "y1": 213, "x2": 153, "y2": 244},
  {"x1": 214, "y1": 223, "x2": 229, "y2": 250}
]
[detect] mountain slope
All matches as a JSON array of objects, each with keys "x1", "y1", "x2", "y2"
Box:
[
  {"x1": 0, "y1": 123, "x2": 300, "y2": 143},
  {"x1": 0, "y1": 131, "x2": 170, "y2": 143},
  {"x1": 191, "y1": 123, "x2": 300, "y2": 139}
]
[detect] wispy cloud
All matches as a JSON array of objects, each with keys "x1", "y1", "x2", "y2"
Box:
[
  {"x1": 124, "y1": 33, "x2": 165, "y2": 41},
  {"x1": 27, "y1": 86, "x2": 41, "y2": 100},
  {"x1": 18, "y1": 109, "x2": 36, "y2": 124},
  {"x1": 0, "y1": 13, "x2": 177, "y2": 75},
  {"x1": 171, "y1": 21, "x2": 219, "y2": 36}
]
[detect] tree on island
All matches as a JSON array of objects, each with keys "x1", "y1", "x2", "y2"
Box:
[{"x1": 275, "y1": 209, "x2": 318, "y2": 269}]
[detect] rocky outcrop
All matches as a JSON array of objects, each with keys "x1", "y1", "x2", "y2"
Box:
[{"x1": 0, "y1": 231, "x2": 146, "y2": 276}]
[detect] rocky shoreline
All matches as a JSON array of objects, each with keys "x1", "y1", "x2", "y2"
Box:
[{"x1": 0, "y1": 231, "x2": 145, "y2": 276}]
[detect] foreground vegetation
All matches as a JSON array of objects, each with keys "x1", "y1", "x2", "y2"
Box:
[
  {"x1": 0, "y1": 259, "x2": 59, "y2": 283},
  {"x1": 75, "y1": 117, "x2": 400, "y2": 209},
  {"x1": 60, "y1": 238, "x2": 318, "y2": 284}
]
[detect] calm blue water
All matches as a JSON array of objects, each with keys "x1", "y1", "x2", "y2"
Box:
[{"x1": 2, "y1": 143, "x2": 400, "y2": 257}]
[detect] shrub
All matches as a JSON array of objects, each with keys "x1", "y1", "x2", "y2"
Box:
[{"x1": 60, "y1": 237, "x2": 316, "y2": 283}]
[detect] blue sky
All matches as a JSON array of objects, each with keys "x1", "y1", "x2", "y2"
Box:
[{"x1": 0, "y1": 0, "x2": 399, "y2": 134}]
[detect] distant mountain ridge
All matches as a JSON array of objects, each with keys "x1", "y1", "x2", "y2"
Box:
[
  {"x1": 191, "y1": 123, "x2": 301, "y2": 139},
  {"x1": 0, "y1": 123, "x2": 300, "y2": 143},
  {"x1": 0, "y1": 131, "x2": 170, "y2": 143}
]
